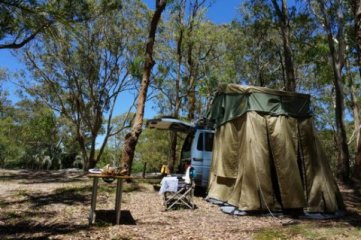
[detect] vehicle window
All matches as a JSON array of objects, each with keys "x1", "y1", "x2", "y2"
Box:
[
  {"x1": 197, "y1": 132, "x2": 214, "y2": 151},
  {"x1": 181, "y1": 132, "x2": 194, "y2": 161},
  {"x1": 182, "y1": 132, "x2": 193, "y2": 152}
]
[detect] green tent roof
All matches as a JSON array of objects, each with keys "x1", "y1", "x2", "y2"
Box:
[{"x1": 208, "y1": 84, "x2": 311, "y2": 128}]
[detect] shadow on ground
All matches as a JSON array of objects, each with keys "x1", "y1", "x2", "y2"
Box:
[
  {"x1": 94, "y1": 210, "x2": 136, "y2": 225},
  {"x1": 0, "y1": 185, "x2": 92, "y2": 209},
  {"x1": 0, "y1": 169, "x2": 87, "y2": 184},
  {"x1": 0, "y1": 210, "x2": 136, "y2": 239},
  {"x1": 0, "y1": 221, "x2": 89, "y2": 240},
  {"x1": 27, "y1": 185, "x2": 92, "y2": 207},
  {"x1": 339, "y1": 179, "x2": 361, "y2": 228}
]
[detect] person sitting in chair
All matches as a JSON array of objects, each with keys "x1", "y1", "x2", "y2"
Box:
[
  {"x1": 182, "y1": 160, "x2": 195, "y2": 184},
  {"x1": 160, "y1": 164, "x2": 170, "y2": 177}
]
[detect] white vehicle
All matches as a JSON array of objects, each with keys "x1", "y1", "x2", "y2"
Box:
[{"x1": 146, "y1": 117, "x2": 214, "y2": 188}]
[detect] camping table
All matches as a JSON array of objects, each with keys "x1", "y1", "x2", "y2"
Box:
[{"x1": 87, "y1": 174, "x2": 133, "y2": 225}]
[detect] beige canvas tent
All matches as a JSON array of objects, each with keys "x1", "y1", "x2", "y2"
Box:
[{"x1": 207, "y1": 84, "x2": 344, "y2": 213}]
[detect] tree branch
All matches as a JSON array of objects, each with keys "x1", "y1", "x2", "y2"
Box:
[{"x1": 0, "y1": 23, "x2": 50, "y2": 49}]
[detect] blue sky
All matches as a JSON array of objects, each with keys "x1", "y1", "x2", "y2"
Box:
[
  {"x1": 144, "y1": 0, "x2": 240, "y2": 24},
  {"x1": 206, "y1": 0, "x2": 240, "y2": 24},
  {"x1": 0, "y1": 0, "x2": 241, "y2": 118}
]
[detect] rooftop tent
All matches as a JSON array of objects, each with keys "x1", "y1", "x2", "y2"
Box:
[{"x1": 206, "y1": 84, "x2": 344, "y2": 213}]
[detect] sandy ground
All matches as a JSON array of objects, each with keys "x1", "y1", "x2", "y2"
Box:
[{"x1": 0, "y1": 169, "x2": 360, "y2": 240}]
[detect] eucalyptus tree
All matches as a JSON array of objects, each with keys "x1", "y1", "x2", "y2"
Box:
[
  {"x1": 350, "y1": 0, "x2": 361, "y2": 179},
  {"x1": 0, "y1": 82, "x2": 20, "y2": 167},
  {"x1": 136, "y1": 128, "x2": 173, "y2": 173},
  {"x1": 154, "y1": 0, "x2": 210, "y2": 120},
  {"x1": 0, "y1": 76, "x2": 17, "y2": 166},
  {"x1": 192, "y1": 22, "x2": 240, "y2": 111},
  {"x1": 0, "y1": 0, "x2": 99, "y2": 49},
  {"x1": 0, "y1": 95, "x2": 61, "y2": 169},
  {"x1": 271, "y1": 0, "x2": 296, "y2": 91},
  {"x1": 152, "y1": 0, "x2": 237, "y2": 172},
  {"x1": 236, "y1": 0, "x2": 320, "y2": 91},
  {"x1": 98, "y1": 112, "x2": 136, "y2": 165},
  {"x1": 155, "y1": 0, "x2": 235, "y2": 116},
  {"x1": 183, "y1": 0, "x2": 208, "y2": 120},
  {"x1": 149, "y1": 8, "x2": 182, "y2": 172},
  {"x1": 14, "y1": 99, "x2": 61, "y2": 169},
  {"x1": 120, "y1": 0, "x2": 167, "y2": 175},
  {"x1": 22, "y1": 0, "x2": 146, "y2": 170},
  {"x1": 236, "y1": 0, "x2": 286, "y2": 88},
  {"x1": 0, "y1": 74, "x2": 9, "y2": 115},
  {"x1": 309, "y1": 0, "x2": 351, "y2": 182}
]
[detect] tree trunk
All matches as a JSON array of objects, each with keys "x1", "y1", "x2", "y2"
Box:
[
  {"x1": 352, "y1": 0, "x2": 361, "y2": 76},
  {"x1": 167, "y1": 2, "x2": 185, "y2": 174},
  {"x1": 119, "y1": 0, "x2": 167, "y2": 175},
  {"x1": 351, "y1": 0, "x2": 361, "y2": 179},
  {"x1": 319, "y1": 0, "x2": 350, "y2": 182},
  {"x1": 271, "y1": 0, "x2": 296, "y2": 91},
  {"x1": 76, "y1": 127, "x2": 89, "y2": 170},
  {"x1": 278, "y1": 48, "x2": 286, "y2": 88},
  {"x1": 187, "y1": 74, "x2": 196, "y2": 120},
  {"x1": 169, "y1": 132, "x2": 177, "y2": 173},
  {"x1": 346, "y1": 60, "x2": 361, "y2": 178},
  {"x1": 186, "y1": 0, "x2": 202, "y2": 120},
  {"x1": 354, "y1": 128, "x2": 361, "y2": 178},
  {"x1": 142, "y1": 162, "x2": 147, "y2": 178},
  {"x1": 88, "y1": 137, "x2": 97, "y2": 169},
  {"x1": 333, "y1": 69, "x2": 350, "y2": 182},
  {"x1": 187, "y1": 31, "x2": 196, "y2": 120}
]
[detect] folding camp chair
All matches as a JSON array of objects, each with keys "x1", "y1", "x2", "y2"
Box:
[
  {"x1": 159, "y1": 167, "x2": 195, "y2": 210},
  {"x1": 163, "y1": 179, "x2": 194, "y2": 210},
  {"x1": 164, "y1": 178, "x2": 194, "y2": 210}
]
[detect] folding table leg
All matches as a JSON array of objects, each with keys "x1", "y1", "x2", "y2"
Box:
[
  {"x1": 115, "y1": 178, "x2": 123, "y2": 224},
  {"x1": 88, "y1": 177, "x2": 99, "y2": 225}
]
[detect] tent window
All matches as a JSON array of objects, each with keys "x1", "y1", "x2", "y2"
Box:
[{"x1": 197, "y1": 132, "x2": 214, "y2": 151}]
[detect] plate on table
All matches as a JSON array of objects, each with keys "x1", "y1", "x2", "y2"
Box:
[{"x1": 88, "y1": 168, "x2": 102, "y2": 174}]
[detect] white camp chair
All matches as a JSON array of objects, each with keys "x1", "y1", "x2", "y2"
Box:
[{"x1": 159, "y1": 167, "x2": 195, "y2": 210}]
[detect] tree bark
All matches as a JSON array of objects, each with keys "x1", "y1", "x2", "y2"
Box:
[
  {"x1": 271, "y1": 0, "x2": 296, "y2": 91},
  {"x1": 88, "y1": 135, "x2": 97, "y2": 169},
  {"x1": 168, "y1": 3, "x2": 185, "y2": 173},
  {"x1": 169, "y1": 132, "x2": 177, "y2": 173},
  {"x1": 353, "y1": 128, "x2": 361, "y2": 179},
  {"x1": 351, "y1": 85, "x2": 361, "y2": 179},
  {"x1": 76, "y1": 128, "x2": 89, "y2": 170},
  {"x1": 333, "y1": 66, "x2": 351, "y2": 182},
  {"x1": 120, "y1": 0, "x2": 167, "y2": 175},
  {"x1": 319, "y1": 0, "x2": 350, "y2": 182},
  {"x1": 187, "y1": 35, "x2": 196, "y2": 120},
  {"x1": 186, "y1": 0, "x2": 203, "y2": 120},
  {"x1": 351, "y1": 0, "x2": 361, "y2": 179},
  {"x1": 142, "y1": 162, "x2": 147, "y2": 178}
]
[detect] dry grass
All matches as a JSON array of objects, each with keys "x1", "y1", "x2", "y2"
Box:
[{"x1": 0, "y1": 169, "x2": 360, "y2": 240}]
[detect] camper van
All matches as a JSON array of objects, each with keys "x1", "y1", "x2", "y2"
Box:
[{"x1": 146, "y1": 117, "x2": 214, "y2": 188}]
